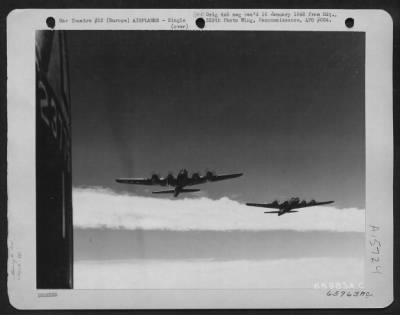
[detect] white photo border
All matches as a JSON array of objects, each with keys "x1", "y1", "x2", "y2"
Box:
[{"x1": 7, "y1": 9, "x2": 393, "y2": 309}]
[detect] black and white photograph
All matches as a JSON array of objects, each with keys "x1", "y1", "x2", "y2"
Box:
[
  {"x1": 7, "y1": 9, "x2": 393, "y2": 309},
  {"x1": 39, "y1": 28, "x2": 366, "y2": 289}
]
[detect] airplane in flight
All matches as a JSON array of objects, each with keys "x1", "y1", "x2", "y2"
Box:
[
  {"x1": 116, "y1": 169, "x2": 243, "y2": 197},
  {"x1": 246, "y1": 197, "x2": 334, "y2": 216}
]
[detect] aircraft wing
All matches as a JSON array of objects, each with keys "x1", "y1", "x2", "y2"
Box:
[
  {"x1": 209, "y1": 173, "x2": 243, "y2": 182},
  {"x1": 290, "y1": 201, "x2": 334, "y2": 209},
  {"x1": 246, "y1": 203, "x2": 281, "y2": 209},
  {"x1": 187, "y1": 173, "x2": 243, "y2": 186},
  {"x1": 312, "y1": 201, "x2": 334, "y2": 206},
  {"x1": 116, "y1": 178, "x2": 154, "y2": 185}
]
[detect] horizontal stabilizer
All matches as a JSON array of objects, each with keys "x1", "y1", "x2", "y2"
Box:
[
  {"x1": 152, "y1": 190, "x2": 175, "y2": 194},
  {"x1": 152, "y1": 189, "x2": 201, "y2": 194},
  {"x1": 180, "y1": 189, "x2": 201, "y2": 193},
  {"x1": 246, "y1": 203, "x2": 280, "y2": 209},
  {"x1": 264, "y1": 210, "x2": 298, "y2": 214}
]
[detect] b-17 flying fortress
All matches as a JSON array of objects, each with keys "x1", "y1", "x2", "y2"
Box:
[
  {"x1": 246, "y1": 197, "x2": 334, "y2": 216},
  {"x1": 116, "y1": 169, "x2": 243, "y2": 197},
  {"x1": 116, "y1": 170, "x2": 334, "y2": 215}
]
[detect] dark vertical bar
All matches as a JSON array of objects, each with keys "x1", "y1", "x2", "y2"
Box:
[{"x1": 36, "y1": 30, "x2": 73, "y2": 289}]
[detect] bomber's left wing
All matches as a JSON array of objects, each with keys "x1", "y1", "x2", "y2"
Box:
[{"x1": 116, "y1": 178, "x2": 154, "y2": 185}]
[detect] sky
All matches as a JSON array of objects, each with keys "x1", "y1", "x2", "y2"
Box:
[
  {"x1": 68, "y1": 30, "x2": 365, "y2": 208},
  {"x1": 67, "y1": 30, "x2": 366, "y2": 289}
]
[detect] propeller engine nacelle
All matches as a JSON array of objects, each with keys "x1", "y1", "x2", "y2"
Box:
[
  {"x1": 191, "y1": 172, "x2": 201, "y2": 181},
  {"x1": 205, "y1": 170, "x2": 215, "y2": 180},
  {"x1": 151, "y1": 174, "x2": 161, "y2": 184},
  {"x1": 166, "y1": 173, "x2": 176, "y2": 185}
]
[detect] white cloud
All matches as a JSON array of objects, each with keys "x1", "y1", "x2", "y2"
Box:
[
  {"x1": 74, "y1": 257, "x2": 364, "y2": 289},
  {"x1": 73, "y1": 187, "x2": 365, "y2": 232}
]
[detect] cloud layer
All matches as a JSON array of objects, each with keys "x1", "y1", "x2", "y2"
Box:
[
  {"x1": 73, "y1": 187, "x2": 365, "y2": 232},
  {"x1": 75, "y1": 257, "x2": 364, "y2": 289}
]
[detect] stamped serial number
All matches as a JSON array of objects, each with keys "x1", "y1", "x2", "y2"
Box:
[{"x1": 326, "y1": 290, "x2": 373, "y2": 298}]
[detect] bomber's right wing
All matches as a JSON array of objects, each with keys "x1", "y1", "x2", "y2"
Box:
[
  {"x1": 246, "y1": 203, "x2": 281, "y2": 209},
  {"x1": 310, "y1": 201, "x2": 334, "y2": 207},
  {"x1": 290, "y1": 200, "x2": 335, "y2": 209},
  {"x1": 186, "y1": 173, "x2": 243, "y2": 186},
  {"x1": 209, "y1": 173, "x2": 243, "y2": 182},
  {"x1": 116, "y1": 178, "x2": 154, "y2": 185}
]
